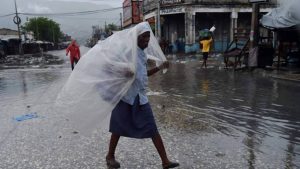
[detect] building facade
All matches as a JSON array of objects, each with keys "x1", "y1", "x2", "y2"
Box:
[
  {"x1": 123, "y1": 0, "x2": 144, "y2": 28},
  {"x1": 0, "y1": 28, "x2": 34, "y2": 42},
  {"x1": 143, "y1": 0, "x2": 277, "y2": 53}
]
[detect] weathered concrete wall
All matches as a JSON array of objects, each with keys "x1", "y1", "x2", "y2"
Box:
[
  {"x1": 143, "y1": 0, "x2": 277, "y2": 14},
  {"x1": 143, "y1": 0, "x2": 157, "y2": 14},
  {"x1": 0, "y1": 29, "x2": 18, "y2": 36}
]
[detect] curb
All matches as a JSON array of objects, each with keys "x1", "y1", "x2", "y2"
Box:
[{"x1": 270, "y1": 75, "x2": 300, "y2": 83}]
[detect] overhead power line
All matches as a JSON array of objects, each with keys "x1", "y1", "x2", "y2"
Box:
[
  {"x1": 0, "y1": 5, "x2": 130, "y2": 18},
  {"x1": 53, "y1": 16, "x2": 120, "y2": 20},
  {"x1": 0, "y1": 13, "x2": 15, "y2": 18},
  {"x1": 20, "y1": 6, "x2": 129, "y2": 17}
]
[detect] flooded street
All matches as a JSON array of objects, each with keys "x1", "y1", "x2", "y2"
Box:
[
  {"x1": 0, "y1": 52, "x2": 299, "y2": 169},
  {"x1": 149, "y1": 61, "x2": 300, "y2": 168}
]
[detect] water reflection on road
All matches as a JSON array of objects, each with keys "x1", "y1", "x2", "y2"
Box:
[{"x1": 149, "y1": 62, "x2": 300, "y2": 168}]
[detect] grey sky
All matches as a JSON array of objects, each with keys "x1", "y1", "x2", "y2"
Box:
[{"x1": 0, "y1": 0, "x2": 124, "y2": 44}]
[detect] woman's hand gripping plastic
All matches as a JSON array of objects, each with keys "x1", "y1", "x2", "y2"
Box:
[
  {"x1": 158, "y1": 61, "x2": 169, "y2": 74},
  {"x1": 158, "y1": 61, "x2": 169, "y2": 70},
  {"x1": 124, "y1": 67, "x2": 135, "y2": 78}
]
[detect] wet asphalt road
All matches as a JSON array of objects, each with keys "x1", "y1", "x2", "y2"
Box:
[{"x1": 0, "y1": 51, "x2": 299, "y2": 169}]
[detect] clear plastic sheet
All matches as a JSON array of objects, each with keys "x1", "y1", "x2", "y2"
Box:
[
  {"x1": 261, "y1": 0, "x2": 300, "y2": 28},
  {"x1": 55, "y1": 22, "x2": 167, "y2": 135}
]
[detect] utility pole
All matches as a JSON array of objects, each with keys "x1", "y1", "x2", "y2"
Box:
[
  {"x1": 14, "y1": 0, "x2": 23, "y2": 55},
  {"x1": 14, "y1": 0, "x2": 21, "y2": 40},
  {"x1": 157, "y1": 0, "x2": 161, "y2": 40},
  {"x1": 120, "y1": 13, "x2": 123, "y2": 29}
]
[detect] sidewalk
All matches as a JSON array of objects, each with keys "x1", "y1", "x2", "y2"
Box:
[{"x1": 269, "y1": 70, "x2": 300, "y2": 82}]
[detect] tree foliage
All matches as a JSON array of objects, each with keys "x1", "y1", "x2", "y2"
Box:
[
  {"x1": 22, "y1": 17, "x2": 63, "y2": 42},
  {"x1": 105, "y1": 23, "x2": 119, "y2": 34}
]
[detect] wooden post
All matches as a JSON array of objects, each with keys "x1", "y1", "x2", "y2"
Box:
[{"x1": 120, "y1": 13, "x2": 123, "y2": 29}]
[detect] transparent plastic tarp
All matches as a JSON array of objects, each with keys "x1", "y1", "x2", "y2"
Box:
[
  {"x1": 55, "y1": 22, "x2": 166, "y2": 135},
  {"x1": 261, "y1": 0, "x2": 300, "y2": 28}
]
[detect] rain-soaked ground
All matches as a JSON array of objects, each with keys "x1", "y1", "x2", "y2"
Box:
[{"x1": 0, "y1": 50, "x2": 299, "y2": 169}]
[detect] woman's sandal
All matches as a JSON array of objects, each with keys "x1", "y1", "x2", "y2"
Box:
[
  {"x1": 106, "y1": 157, "x2": 120, "y2": 168},
  {"x1": 163, "y1": 161, "x2": 180, "y2": 169}
]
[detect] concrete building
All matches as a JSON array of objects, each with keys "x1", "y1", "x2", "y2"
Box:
[
  {"x1": 0, "y1": 28, "x2": 22, "y2": 55},
  {"x1": 0, "y1": 28, "x2": 56, "y2": 55},
  {"x1": 0, "y1": 28, "x2": 34, "y2": 42},
  {"x1": 123, "y1": 0, "x2": 143, "y2": 28},
  {"x1": 0, "y1": 28, "x2": 19, "y2": 41},
  {"x1": 143, "y1": 0, "x2": 277, "y2": 53}
]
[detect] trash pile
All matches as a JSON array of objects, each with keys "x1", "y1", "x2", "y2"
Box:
[{"x1": 0, "y1": 53, "x2": 64, "y2": 66}]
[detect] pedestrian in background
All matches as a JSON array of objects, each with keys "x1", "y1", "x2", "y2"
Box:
[
  {"x1": 200, "y1": 36, "x2": 213, "y2": 68},
  {"x1": 66, "y1": 40, "x2": 81, "y2": 70}
]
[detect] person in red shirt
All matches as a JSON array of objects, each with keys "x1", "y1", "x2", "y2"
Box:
[{"x1": 66, "y1": 40, "x2": 81, "y2": 70}]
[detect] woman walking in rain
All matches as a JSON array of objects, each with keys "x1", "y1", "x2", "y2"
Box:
[
  {"x1": 105, "y1": 23, "x2": 179, "y2": 169},
  {"x1": 57, "y1": 22, "x2": 179, "y2": 169}
]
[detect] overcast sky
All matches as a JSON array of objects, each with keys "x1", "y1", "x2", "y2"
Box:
[{"x1": 0, "y1": 0, "x2": 124, "y2": 44}]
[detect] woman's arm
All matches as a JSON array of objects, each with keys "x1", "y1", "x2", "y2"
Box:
[
  {"x1": 66, "y1": 46, "x2": 70, "y2": 56},
  {"x1": 147, "y1": 61, "x2": 169, "y2": 76},
  {"x1": 105, "y1": 62, "x2": 134, "y2": 78}
]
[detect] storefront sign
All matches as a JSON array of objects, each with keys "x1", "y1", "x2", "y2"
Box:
[
  {"x1": 161, "y1": 0, "x2": 184, "y2": 5},
  {"x1": 123, "y1": 0, "x2": 132, "y2": 23},
  {"x1": 132, "y1": 1, "x2": 143, "y2": 24},
  {"x1": 161, "y1": 7, "x2": 185, "y2": 15}
]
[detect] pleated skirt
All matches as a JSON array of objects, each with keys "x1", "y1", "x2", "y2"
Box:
[{"x1": 109, "y1": 96, "x2": 158, "y2": 139}]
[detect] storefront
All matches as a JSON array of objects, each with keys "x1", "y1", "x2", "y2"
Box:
[
  {"x1": 143, "y1": 0, "x2": 275, "y2": 53},
  {"x1": 160, "y1": 6, "x2": 185, "y2": 53},
  {"x1": 195, "y1": 12, "x2": 231, "y2": 52}
]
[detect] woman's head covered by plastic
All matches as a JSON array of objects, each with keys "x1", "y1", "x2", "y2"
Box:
[{"x1": 136, "y1": 22, "x2": 151, "y2": 50}]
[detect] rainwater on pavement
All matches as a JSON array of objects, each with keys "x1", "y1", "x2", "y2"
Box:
[{"x1": 0, "y1": 51, "x2": 299, "y2": 169}]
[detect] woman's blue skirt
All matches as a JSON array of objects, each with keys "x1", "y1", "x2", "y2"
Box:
[{"x1": 109, "y1": 96, "x2": 158, "y2": 139}]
